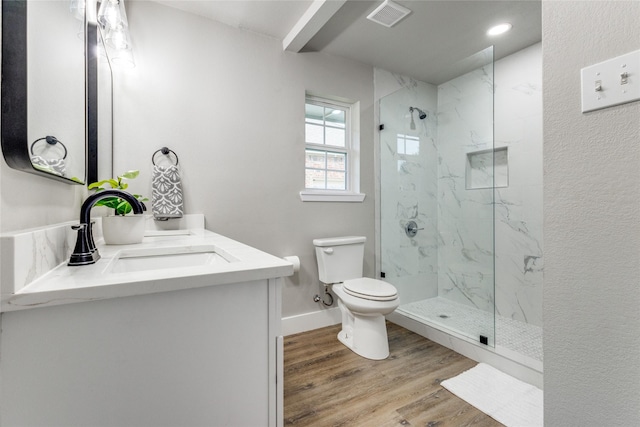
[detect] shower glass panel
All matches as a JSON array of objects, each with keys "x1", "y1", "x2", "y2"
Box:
[{"x1": 380, "y1": 47, "x2": 495, "y2": 346}]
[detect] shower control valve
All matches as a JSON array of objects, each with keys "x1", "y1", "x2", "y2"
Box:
[{"x1": 404, "y1": 220, "x2": 424, "y2": 238}]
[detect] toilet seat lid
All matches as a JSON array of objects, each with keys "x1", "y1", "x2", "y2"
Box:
[{"x1": 343, "y1": 278, "x2": 398, "y2": 301}]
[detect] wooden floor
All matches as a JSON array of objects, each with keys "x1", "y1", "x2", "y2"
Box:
[{"x1": 284, "y1": 322, "x2": 503, "y2": 427}]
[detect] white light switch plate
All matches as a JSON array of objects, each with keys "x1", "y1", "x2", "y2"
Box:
[{"x1": 581, "y1": 49, "x2": 640, "y2": 113}]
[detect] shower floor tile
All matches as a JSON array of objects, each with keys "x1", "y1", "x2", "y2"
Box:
[{"x1": 398, "y1": 297, "x2": 543, "y2": 362}]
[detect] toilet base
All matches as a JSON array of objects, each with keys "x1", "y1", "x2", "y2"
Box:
[{"x1": 337, "y1": 304, "x2": 390, "y2": 360}]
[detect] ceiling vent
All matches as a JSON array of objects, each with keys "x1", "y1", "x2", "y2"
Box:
[{"x1": 366, "y1": 0, "x2": 412, "y2": 28}]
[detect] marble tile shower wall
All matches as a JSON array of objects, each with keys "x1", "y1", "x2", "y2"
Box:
[
  {"x1": 376, "y1": 42, "x2": 543, "y2": 328},
  {"x1": 436, "y1": 44, "x2": 543, "y2": 325},
  {"x1": 436, "y1": 65, "x2": 495, "y2": 313},
  {"x1": 492, "y1": 44, "x2": 543, "y2": 326}
]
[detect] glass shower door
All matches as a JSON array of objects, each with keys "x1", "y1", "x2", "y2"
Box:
[
  {"x1": 380, "y1": 47, "x2": 496, "y2": 346},
  {"x1": 379, "y1": 86, "x2": 440, "y2": 308}
]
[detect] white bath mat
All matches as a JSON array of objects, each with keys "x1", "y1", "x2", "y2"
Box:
[{"x1": 441, "y1": 363, "x2": 543, "y2": 427}]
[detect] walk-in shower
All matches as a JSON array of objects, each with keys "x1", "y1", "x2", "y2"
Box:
[{"x1": 378, "y1": 45, "x2": 543, "y2": 376}]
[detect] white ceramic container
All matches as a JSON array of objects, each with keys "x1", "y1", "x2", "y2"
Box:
[{"x1": 101, "y1": 215, "x2": 145, "y2": 245}]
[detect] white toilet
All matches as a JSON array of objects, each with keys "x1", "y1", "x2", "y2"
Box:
[{"x1": 313, "y1": 236, "x2": 399, "y2": 360}]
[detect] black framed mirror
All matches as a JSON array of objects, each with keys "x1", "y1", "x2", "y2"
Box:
[{"x1": 1, "y1": 0, "x2": 99, "y2": 184}]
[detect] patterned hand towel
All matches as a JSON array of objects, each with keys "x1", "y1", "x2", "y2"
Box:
[
  {"x1": 152, "y1": 164, "x2": 184, "y2": 220},
  {"x1": 31, "y1": 156, "x2": 66, "y2": 176}
]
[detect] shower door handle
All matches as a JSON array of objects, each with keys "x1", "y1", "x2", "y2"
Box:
[{"x1": 405, "y1": 221, "x2": 424, "y2": 238}]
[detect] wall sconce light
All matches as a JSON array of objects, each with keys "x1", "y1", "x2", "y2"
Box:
[
  {"x1": 105, "y1": 23, "x2": 131, "y2": 50},
  {"x1": 97, "y1": 0, "x2": 135, "y2": 68}
]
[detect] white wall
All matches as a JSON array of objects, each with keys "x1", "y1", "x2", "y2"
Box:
[
  {"x1": 111, "y1": 2, "x2": 375, "y2": 320},
  {"x1": 543, "y1": 1, "x2": 640, "y2": 425},
  {"x1": 0, "y1": 166, "x2": 85, "y2": 233}
]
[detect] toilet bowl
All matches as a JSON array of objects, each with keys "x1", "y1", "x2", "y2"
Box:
[
  {"x1": 313, "y1": 236, "x2": 399, "y2": 360},
  {"x1": 332, "y1": 279, "x2": 399, "y2": 360}
]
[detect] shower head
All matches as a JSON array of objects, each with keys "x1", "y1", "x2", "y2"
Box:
[
  {"x1": 409, "y1": 106, "x2": 427, "y2": 130},
  {"x1": 410, "y1": 106, "x2": 427, "y2": 120}
]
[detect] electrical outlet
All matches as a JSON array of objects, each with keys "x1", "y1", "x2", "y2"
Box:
[{"x1": 581, "y1": 50, "x2": 640, "y2": 113}]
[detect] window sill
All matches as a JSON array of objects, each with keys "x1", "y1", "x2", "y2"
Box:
[{"x1": 299, "y1": 191, "x2": 366, "y2": 203}]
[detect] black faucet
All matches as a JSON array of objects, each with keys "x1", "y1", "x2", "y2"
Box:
[{"x1": 68, "y1": 189, "x2": 145, "y2": 266}]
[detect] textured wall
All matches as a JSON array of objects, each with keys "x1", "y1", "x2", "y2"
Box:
[{"x1": 543, "y1": 1, "x2": 640, "y2": 424}]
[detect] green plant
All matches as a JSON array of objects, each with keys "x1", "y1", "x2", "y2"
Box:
[{"x1": 88, "y1": 170, "x2": 149, "y2": 216}]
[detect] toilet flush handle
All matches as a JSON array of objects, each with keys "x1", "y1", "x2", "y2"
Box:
[{"x1": 323, "y1": 248, "x2": 334, "y2": 254}]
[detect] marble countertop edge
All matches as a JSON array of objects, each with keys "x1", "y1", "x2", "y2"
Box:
[{"x1": 1, "y1": 223, "x2": 294, "y2": 313}]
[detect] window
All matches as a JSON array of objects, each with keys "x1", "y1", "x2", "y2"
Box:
[
  {"x1": 397, "y1": 133, "x2": 420, "y2": 156},
  {"x1": 304, "y1": 101, "x2": 347, "y2": 190},
  {"x1": 301, "y1": 94, "x2": 365, "y2": 202}
]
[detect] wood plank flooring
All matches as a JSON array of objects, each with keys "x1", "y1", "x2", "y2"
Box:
[{"x1": 284, "y1": 322, "x2": 503, "y2": 427}]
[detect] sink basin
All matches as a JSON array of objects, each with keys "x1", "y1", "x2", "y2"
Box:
[{"x1": 107, "y1": 245, "x2": 236, "y2": 274}]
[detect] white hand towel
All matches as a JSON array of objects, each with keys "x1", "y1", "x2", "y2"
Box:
[{"x1": 151, "y1": 164, "x2": 183, "y2": 220}]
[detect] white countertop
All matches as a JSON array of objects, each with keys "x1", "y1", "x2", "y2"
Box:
[{"x1": 1, "y1": 226, "x2": 294, "y2": 312}]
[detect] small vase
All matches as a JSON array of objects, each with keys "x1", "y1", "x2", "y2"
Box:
[{"x1": 101, "y1": 215, "x2": 146, "y2": 245}]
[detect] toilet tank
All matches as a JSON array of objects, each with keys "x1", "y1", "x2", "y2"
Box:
[{"x1": 313, "y1": 236, "x2": 366, "y2": 284}]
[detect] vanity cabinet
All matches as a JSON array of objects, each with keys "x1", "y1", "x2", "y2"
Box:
[{"x1": 0, "y1": 277, "x2": 284, "y2": 426}]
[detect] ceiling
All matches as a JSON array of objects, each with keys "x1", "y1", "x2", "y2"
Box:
[{"x1": 151, "y1": 0, "x2": 542, "y2": 85}]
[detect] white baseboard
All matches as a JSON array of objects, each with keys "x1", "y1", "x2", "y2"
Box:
[{"x1": 282, "y1": 307, "x2": 341, "y2": 336}]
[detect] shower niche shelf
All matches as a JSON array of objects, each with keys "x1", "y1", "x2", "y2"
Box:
[{"x1": 465, "y1": 146, "x2": 508, "y2": 190}]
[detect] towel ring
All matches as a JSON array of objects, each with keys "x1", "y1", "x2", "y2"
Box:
[
  {"x1": 30, "y1": 136, "x2": 68, "y2": 159},
  {"x1": 152, "y1": 147, "x2": 179, "y2": 166}
]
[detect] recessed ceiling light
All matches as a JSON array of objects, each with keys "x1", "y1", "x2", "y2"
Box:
[{"x1": 487, "y1": 23, "x2": 513, "y2": 36}]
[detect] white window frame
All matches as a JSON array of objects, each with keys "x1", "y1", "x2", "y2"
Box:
[{"x1": 300, "y1": 94, "x2": 365, "y2": 202}]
